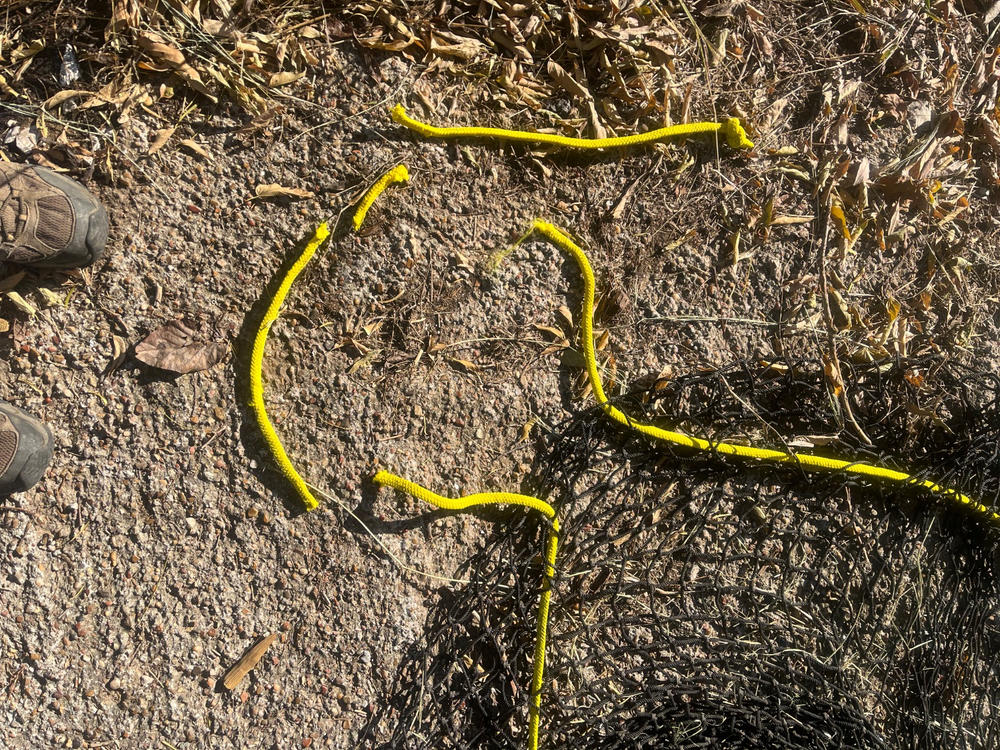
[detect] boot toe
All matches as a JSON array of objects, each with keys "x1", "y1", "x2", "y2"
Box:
[
  {"x1": 85, "y1": 203, "x2": 109, "y2": 264},
  {"x1": 0, "y1": 404, "x2": 53, "y2": 495}
]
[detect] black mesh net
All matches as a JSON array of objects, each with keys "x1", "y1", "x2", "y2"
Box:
[{"x1": 363, "y1": 356, "x2": 1000, "y2": 749}]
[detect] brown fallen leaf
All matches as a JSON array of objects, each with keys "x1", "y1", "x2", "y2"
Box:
[
  {"x1": 136, "y1": 31, "x2": 185, "y2": 67},
  {"x1": 827, "y1": 287, "x2": 852, "y2": 331},
  {"x1": 546, "y1": 60, "x2": 591, "y2": 101},
  {"x1": 532, "y1": 323, "x2": 567, "y2": 340},
  {"x1": 5, "y1": 291, "x2": 37, "y2": 316},
  {"x1": 222, "y1": 633, "x2": 277, "y2": 691},
  {"x1": 102, "y1": 334, "x2": 131, "y2": 380},
  {"x1": 823, "y1": 355, "x2": 845, "y2": 398},
  {"x1": 830, "y1": 204, "x2": 851, "y2": 241},
  {"x1": 42, "y1": 89, "x2": 92, "y2": 108},
  {"x1": 179, "y1": 139, "x2": 209, "y2": 159},
  {"x1": 770, "y1": 214, "x2": 814, "y2": 225},
  {"x1": 557, "y1": 305, "x2": 574, "y2": 332},
  {"x1": 105, "y1": 0, "x2": 139, "y2": 38},
  {"x1": 37, "y1": 288, "x2": 63, "y2": 307},
  {"x1": 446, "y1": 356, "x2": 480, "y2": 373},
  {"x1": 268, "y1": 70, "x2": 305, "y2": 88},
  {"x1": 517, "y1": 417, "x2": 537, "y2": 444},
  {"x1": 253, "y1": 183, "x2": 315, "y2": 201},
  {"x1": 134, "y1": 320, "x2": 228, "y2": 374},
  {"x1": 148, "y1": 126, "x2": 176, "y2": 155}
]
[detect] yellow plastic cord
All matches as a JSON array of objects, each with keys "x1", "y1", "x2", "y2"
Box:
[
  {"x1": 250, "y1": 223, "x2": 330, "y2": 511},
  {"x1": 352, "y1": 164, "x2": 411, "y2": 231},
  {"x1": 391, "y1": 104, "x2": 754, "y2": 151},
  {"x1": 494, "y1": 220, "x2": 1000, "y2": 529},
  {"x1": 373, "y1": 470, "x2": 559, "y2": 750},
  {"x1": 250, "y1": 165, "x2": 409, "y2": 511}
]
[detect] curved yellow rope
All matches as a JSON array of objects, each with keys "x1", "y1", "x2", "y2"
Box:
[
  {"x1": 493, "y1": 220, "x2": 1000, "y2": 529},
  {"x1": 352, "y1": 164, "x2": 410, "y2": 231},
  {"x1": 250, "y1": 166, "x2": 409, "y2": 511},
  {"x1": 391, "y1": 104, "x2": 754, "y2": 151},
  {"x1": 373, "y1": 469, "x2": 559, "y2": 750},
  {"x1": 250, "y1": 223, "x2": 330, "y2": 511}
]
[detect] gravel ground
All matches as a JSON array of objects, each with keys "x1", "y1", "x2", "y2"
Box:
[{"x1": 4, "y1": 5, "x2": 1000, "y2": 748}]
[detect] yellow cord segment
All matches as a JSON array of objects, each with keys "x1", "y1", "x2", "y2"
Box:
[
  {"x1": 250, "y1": 164, "x2": 409, "y2": 511},
  {"x1": 352, "y1": 164, "x2": 411, "y2": 231},
  {"x1": 250, "y1": 223, "x2": 331, "y2": 511},
  {"x1": 495, "y1": 220, "x2": 1000, "y2": 529},
  {"x1": 373, "y1": 469, "x2": 559, "y2": 750},
  {"x1": 391, "y1": 104, "x2": 754, "y2": 151}
]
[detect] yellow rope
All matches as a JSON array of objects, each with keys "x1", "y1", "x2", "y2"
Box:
[
  {"x1": 250, "y1": 165, "x2": 409, "y2": 511},
  {"x1": 391, "y1": 104, "x2": 754, "y2": 151},
  {"x1": 493, "y1": 220, "x2": 1000, "y2": 529},
  {"x1": 373, "y1": 470, "x2": 559, "y2": 750},
  {"x1": 352, "y1": 164, "x2": 410, "y2": 231},
  {"x1": 249, "y1": 223, "x2": 330, "y2": 511}
]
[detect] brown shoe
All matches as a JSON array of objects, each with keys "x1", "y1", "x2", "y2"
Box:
[
  {"x1": 0, "y1": 161, "x2": 108, "y2": 268},
  {"x1": 0, "y1": 401, "x2": 53, "y2": 494}
]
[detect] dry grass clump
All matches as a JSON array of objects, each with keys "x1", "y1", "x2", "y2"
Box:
[{"x1": 0, "y1": 1, "x2": 328, "y2": 172}]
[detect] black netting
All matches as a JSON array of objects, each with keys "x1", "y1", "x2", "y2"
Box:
[{"x1": 364, "y1": 356, "x2": 1000, "y2": 749}]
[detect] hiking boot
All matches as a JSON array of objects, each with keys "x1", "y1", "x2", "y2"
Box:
[
  {"x1": 0, "y1": 401, "x2": 53, "y2": 494},
  {"x1": 0, "y1": 161, "x2": 108, "y2": 268}
]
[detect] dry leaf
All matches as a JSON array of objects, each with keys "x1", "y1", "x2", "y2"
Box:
[
  {"x1": 517, "y1": 417, "x2": 536, "y2": 444},
  {"x1": 823, "y1": 356, "x2": 844, "y2": 397},
  {"x1": 446, "y1": 356, "x2": 480, "y2": 373},
  {"x1": 253, "y1": 183, "x2": 315, "y2": 201},
  {"x1": 557, "y1": 305, "x2": 574, "y2": 331},
  {"x1": 134, "y1": 320, "x2": 228, "y2": 374},
  {"x1": 532, "y1": 323, "x2": 567, "y2": 341},
  {"x1": 268, "y1": 70, "x2": 305, "y2": 88},
  {"x1": 43, "y1": 89, "x2": 91, "y2": 108},
  {"x1": 830, "y1": 204, "x2": 851, "y2": 240},
  {"x1": 148, "y1": 126, "x2": 176, "y2": 155},
  {"x1": 106, "y1": 0, "x2": 140, "y2": 38},
  {"x1": 827, "y1": 287, "x2": 852, "y2": 331},
  {"x1": 179, "y1": 139, "x2": 209, "y2": 158},
  {"x1": 5, "y1": 291, "x2": 37, "y2": 316},
  {"x1": 136, "y1": 32, "x2": 217, "y2": 103},
  {"x1": 770, "y1": 214, "x2": 814, "y2": 225},
  {"x1": 546, "y1": 60, "x2": 591, "y2": 100},
  {"x1": 101, "y1": 334, "x2": 131, "y2": 379},
  {"x1": 137, "y1": 32, "x2": 186, "y2": 67},
  {"x1": 429, "y1": 32, "x2": 484, "y2": 61},
  {"x1": 37, "y1": 288, "x2": 63, "y2": 307},
  {"x1": 595, "y1": 329, "x2": 611, "y2": 352}
]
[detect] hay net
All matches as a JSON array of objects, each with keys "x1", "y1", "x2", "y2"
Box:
[{"x1": 363, "y1": 355, "x2": 1000, "y2": 749}]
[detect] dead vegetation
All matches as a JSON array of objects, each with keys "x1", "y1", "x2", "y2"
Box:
[
  {"x1": 347, "y1": 0, "x2": 1000, "y2": 425},
  {"x1": 1, "y1": 1, "x2": 328, "y2": 172}
]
